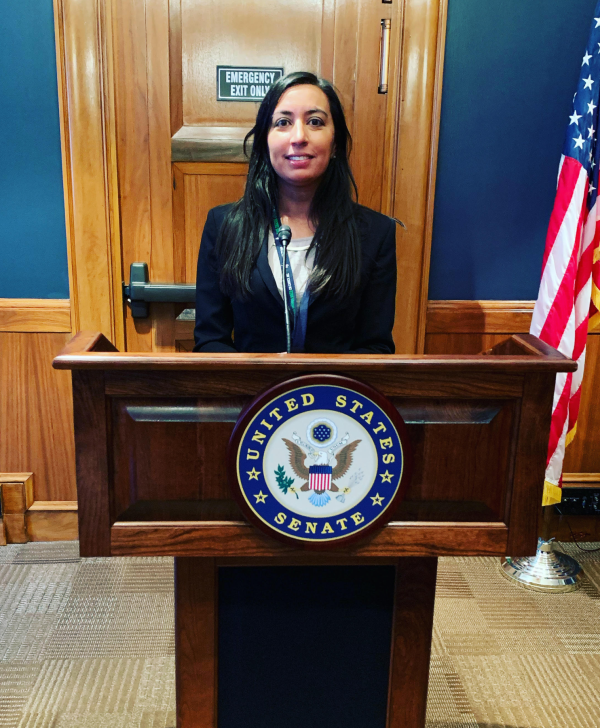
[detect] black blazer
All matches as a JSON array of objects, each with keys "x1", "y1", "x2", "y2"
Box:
[{"x1": 193, "y1": 203, "x2": 397, "y2": 354}]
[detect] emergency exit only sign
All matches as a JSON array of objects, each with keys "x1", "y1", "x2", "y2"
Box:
[{"x1": 217, "y1": 66, "x2": 283, "y2": 102}]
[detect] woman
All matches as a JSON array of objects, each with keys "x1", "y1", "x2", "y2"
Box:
[
  {"x1": 194, "y1": 71, "x2": 397, "y2": 353},
  {"x1": 198, "y1": 73, "x2": 397, "y2": 727}
]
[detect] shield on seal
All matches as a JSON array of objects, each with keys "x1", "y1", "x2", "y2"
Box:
[{"x1": 308, "y1": 464, "x2": 332, "y2": 491}]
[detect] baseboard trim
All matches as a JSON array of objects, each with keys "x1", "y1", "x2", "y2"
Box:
[
  {"x1": 0, "y1": 299, "x2": 71, "y2": 333},
  {"x1": 26, "y1": 501, "x2": 78, "y2": 542}
]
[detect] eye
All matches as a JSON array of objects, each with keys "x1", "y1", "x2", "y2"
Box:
[
  {"x1": 308, "y1": 117, "x2": 325, "y2": 127},
  {"x1": 273, "y1": 118, "x2": 291, "y2": 128}
]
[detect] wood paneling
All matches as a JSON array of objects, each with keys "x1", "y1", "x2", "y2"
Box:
[
  {"x1": 112, "y1": 0, "x2": 180, "y2": 351},
  {"x1": 346, "y1": 0, "x2": 393, "y2": 212},
  {"x1": 180, "y1": 0, "x2": 326, "y2": 126},
  {"x1": 171, "y1": 126, "x2": 251, "y2": 162},
  {"x1": 54, "y1": 0, "x2": 123, "y2": 346},
  {"x1": 418, "y1": 0, "x2": 448, "y2": 353},
  {"x1": 425, "y1": 332, "x2": 511, "y2": 356},
  {"x1": 507, "y1": 372, "x2": 555, "y2": 555},
  {"x1": 0, "y1": 302, "x2": 79, "y2": 542},
  {"x1": 176, "y1": 163, "x2": 248, "y2": 282},
  {"x1": 0, "y1": 332, "x2": 76, "y2": 503},
  {"x1": 425, "y1": 300, "x2": 600, "y2": 482},
  {"x1": 0, "y1": 300, "x2": 71, "y2": 333},
  {"x1": 117, "y1": 163, "x2": 247, "y2": 354},
  {"x1": 72, "y1": 370, "x2": 112, "y2": 556},
  {"x1": 387, "y1": 558, "x2": 437, "y2": 728},
  {"x1": 148, "y1": 0, "x2": 175, "y2": 285},
  {"x1": 552, "y1": 515, "x2": 600, "y2": 542},
  {"x1": 26, "y1": 502, "x2": 78, "y2": 542},
  {"x1": 427, "y1": 300, "x2": 535, "y2": 334},
  {"x1": 109, "y1": 400, "x2": 517, "y2": 518},
  {"x1": 112, "y1": 521, "x2": 509, "y2": 558},
  {"x1": 3, "y1": 515, "x2": 28, "y2": 544},
  {"x1": 563, "y1": 473, "x2": 600, "y2": 488},
  {"x1": 175, "y1": 558, "x2": 217, "y2": 728},
  {"x1": 563, "y1": 332, "x2": 600, "y2": 474},
  {"x1": 169, "y1": 0, "x2": 183, "y2": 135},
  {"x1": 391, "y1": 0, "x2": 448, "y2": 354},
  {"x1": 113, "y1": 0, "x2": 153, "y2": 353},
  {"x1": 97, "y1": 369, "x2": 523, "y2": 398}
]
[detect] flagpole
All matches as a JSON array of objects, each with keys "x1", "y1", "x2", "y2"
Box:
[{"x1": 498, "y1": 3, "x2": 600, "y2": 594}]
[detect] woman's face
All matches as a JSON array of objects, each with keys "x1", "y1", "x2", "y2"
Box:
[{"x1": 267, "y1": 84, "x2": 335, "y2": 191}]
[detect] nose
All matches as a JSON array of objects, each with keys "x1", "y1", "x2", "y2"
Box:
[{"x1": 290, "y1": 119, "x2": 308, "y2": 145}]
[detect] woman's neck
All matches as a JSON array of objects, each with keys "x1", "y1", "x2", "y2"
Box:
[{"x1": 278, "y1": 182, "x2": 317, "y2": 238}]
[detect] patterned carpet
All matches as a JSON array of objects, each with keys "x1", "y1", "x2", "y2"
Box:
[{"x1": 1, "y1": 542, "x2": 600, "y2": 727}]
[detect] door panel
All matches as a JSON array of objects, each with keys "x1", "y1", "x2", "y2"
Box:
[
  {"x1": 350, "y1": 0, "x2": 395, "y2": 211},
  {"x1": 176, "y1": 163, "x2": 248, "y2": 282},
  {"x1": 57, "y1": 0, "x2": 447, "y2": 355},
  {"x1": 180, "y1": 0, "x2": 330, "y2": 126},
  {"x1": 115, "y1": 0, "x2": 400, "y2": 352},
  {"x1": 155, "y1": 162, "x2": 248, "y2": 352},
  {"x1": 114, "y1": 0, "x2": 174, "y2": 352}
]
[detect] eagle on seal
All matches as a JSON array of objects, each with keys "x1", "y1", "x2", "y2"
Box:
[{"x1": 282, "y1": 438, "x2": 361, "y2": 494}]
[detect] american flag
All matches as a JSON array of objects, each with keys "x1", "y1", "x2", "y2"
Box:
[
  {"x1": 530, "y1": 5, "x2": 600, "y2": 507},
  {"x1": 308, "y1": 465, "x2": 332, "y2": 491}
]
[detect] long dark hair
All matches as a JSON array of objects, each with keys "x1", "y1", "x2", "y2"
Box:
[{"x1": 216, "y1": 71, "x2": 360, "y2": 300}]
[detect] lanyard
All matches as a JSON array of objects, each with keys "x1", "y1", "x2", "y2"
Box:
[{"x1": 272, "y1": 213, "x2": 310, "y2": 352}]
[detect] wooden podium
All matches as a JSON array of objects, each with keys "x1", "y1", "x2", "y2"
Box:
[{"x1": 54, "y1": 332, "x2": 575, "y2": 728}]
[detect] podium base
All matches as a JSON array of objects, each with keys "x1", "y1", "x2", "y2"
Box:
[{"x1": 500, "y1": 538, "x2": 582, "y2": 593}]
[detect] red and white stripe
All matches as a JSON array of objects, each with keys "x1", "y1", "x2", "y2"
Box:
[
  {"x1": 531, "y1": 155, "x2": 599, "y2": 498},
  {"x1": 308, "y1": 471, "x2": 332, "y2": 491}
]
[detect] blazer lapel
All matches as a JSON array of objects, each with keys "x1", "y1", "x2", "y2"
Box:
[{"x1": 256, "y1": 231, "x2": 284, "y2": 308}]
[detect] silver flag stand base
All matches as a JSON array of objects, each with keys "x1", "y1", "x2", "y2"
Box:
[{"x1": 501, "y1": 538, "x2": 583, "y2": 593}]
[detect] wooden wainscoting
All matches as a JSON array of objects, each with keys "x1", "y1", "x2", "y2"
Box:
[
  {"x1": 425, "y1": 301, "x2": 600, "y2": 524},
  {"x1": 0, "y1": 299, "x2": 78, "y2": 543}
]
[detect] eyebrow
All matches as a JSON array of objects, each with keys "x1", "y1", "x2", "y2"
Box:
[{"x1": 274, "y1": 108, "x2": 329, "y2": 117}]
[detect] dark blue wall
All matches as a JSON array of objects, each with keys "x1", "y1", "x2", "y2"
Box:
[
  {"x1": 429, "y1": 0, "x2": 599, "y2": 300},
  {"x1": 0, "y1": 1, "x2": 69, "y2": 299}
]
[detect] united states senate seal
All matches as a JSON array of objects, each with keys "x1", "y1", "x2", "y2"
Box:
[{"x1": 228, "y1": 375, "x2": 411, "y2": 547}]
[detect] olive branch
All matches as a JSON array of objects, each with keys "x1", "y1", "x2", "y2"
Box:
[{"x1": 274, "y1": 465, "x2": 298, "y2": 499}]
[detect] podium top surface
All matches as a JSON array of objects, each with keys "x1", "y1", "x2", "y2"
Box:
[{"x1": 54, "y1": 331, "x2": 576, "y2": 374}]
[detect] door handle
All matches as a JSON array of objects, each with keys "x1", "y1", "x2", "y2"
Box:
[
  {"x1": 123, "y1": 262, "x2": 195, "y2": 318},
  {"x1": 378, "y1": 19, "x2": 391, "y2": 94}
]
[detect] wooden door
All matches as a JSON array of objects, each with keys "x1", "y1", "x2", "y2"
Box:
[{"x1": 55, "y1": 0, "x2": 447, "y2": 353}]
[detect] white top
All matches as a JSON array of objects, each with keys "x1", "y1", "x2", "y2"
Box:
[{"x1": 267, "y1": 230, "x2": 316, "y2": 302}]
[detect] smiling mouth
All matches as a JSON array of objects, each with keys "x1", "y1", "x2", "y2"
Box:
[{"x1": 286, "y1": 155, "x2": 313, "y2": 160}]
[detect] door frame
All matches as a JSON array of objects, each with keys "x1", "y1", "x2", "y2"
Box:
[{"x1": 54, "y1": 0, "x2": 448, "y2": 354}]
